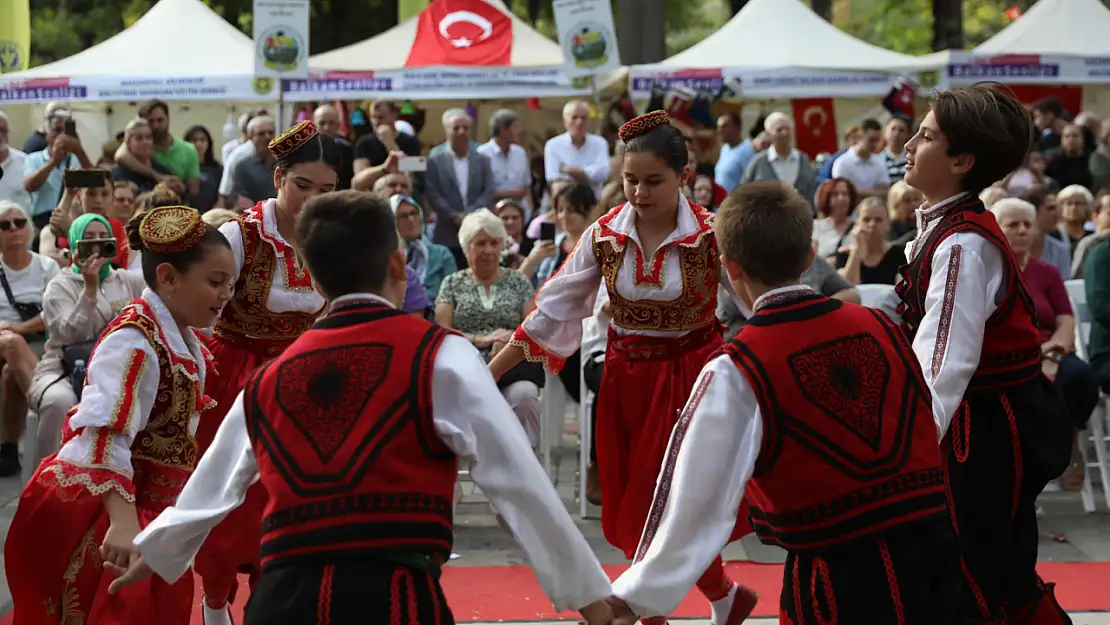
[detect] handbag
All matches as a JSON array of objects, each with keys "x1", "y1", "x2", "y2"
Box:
[{"x1": 0, "y1": 262, "x2": 41, "y2": 323}]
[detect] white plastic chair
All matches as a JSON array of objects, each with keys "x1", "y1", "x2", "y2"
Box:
[
  {"x1": 21, "y1": 411, "x2": 38, "y2": 485},
  {"x1": 578, "y1": 363, "x2": 598, "y2": 519},
  {"x1": 1063, "y1": 279, "x2": 1110, "y2": 513},
  {"x1": 855, "y1": 283, "x2": 900, "y2": 321},
  {"x1": 539, "y1": 372, "x2": 579, "y2": 482}
]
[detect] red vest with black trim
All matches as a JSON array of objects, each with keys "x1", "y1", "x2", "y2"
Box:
[
  {"x1": 722, "y1": 290, "x2": 946, "y2": 551},
  {"x1": 243, "y1": 300, "x2": 458, "y2": 570},
  {"x1": 895, "y1": 197, "x2": 1042, "y2": 391}
]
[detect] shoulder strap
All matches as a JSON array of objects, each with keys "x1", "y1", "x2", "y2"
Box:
[{"x1": 0, "y1": 263, "x2": 19, "y2": 310}]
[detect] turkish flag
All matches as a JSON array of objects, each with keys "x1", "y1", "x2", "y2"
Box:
[
  {"x1": 406, "y1": 0, "x2": 513, "y2": 67},
  {"x1": 792, "y1": 98, "x2": 838, "y2": 159}
]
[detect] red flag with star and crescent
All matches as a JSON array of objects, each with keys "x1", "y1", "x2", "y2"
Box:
[{"x1": 406, "y1": 0, "x2": 513, "y2": 67}]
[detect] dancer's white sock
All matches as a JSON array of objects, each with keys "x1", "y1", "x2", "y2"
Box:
[
  {"x1": 709, "y1": 583, "x2": 739, "y2": 625},
  {"x1": 202, "y1": 599, "x2": 233, "y2": 625}
]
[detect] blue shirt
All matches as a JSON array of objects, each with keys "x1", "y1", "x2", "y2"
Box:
[
  {"x1": 23, "y1": 149, "x2": 78, "y2": 217},
  {"x1": 816, "y1": 150, "x2": 847, "y2": 188},
  {"x1": 715, "y1": 140, "x2": 755, "y2": 193}
]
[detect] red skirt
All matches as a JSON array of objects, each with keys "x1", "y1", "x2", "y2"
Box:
[
  {"x1": 193, "y1": 336, "x2": 273, "y2": 588},
  {"x1": 5, "y1": 458, "x2": 193, "y2": 625},
  {"x1": 597, "y1": 324, "x2": 752, "y2": 559}
]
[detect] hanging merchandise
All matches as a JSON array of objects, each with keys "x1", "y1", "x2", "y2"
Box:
[
  {"x1": 715, "y1": 76, "x2": 743, "y2": 102},
  {"x1": 647, "y1": 84, "x2": 666, "y2": 114},
  {"x1": 401, "y1": 99, "x2": 416, "y2": 115},
  {"x1": 882, "y1": 78, "x2": 917, "y2": 120},
  {"x1": 688, "y1": 89, "x2": 714, "y2": 128},
  {"x1": 351, "y1": 107, "x2": 368, "y2": 127},
  {"x1": 665, "y1": 86, "x2": 696, "y2": 127},
  {"x1": 526, "y1": 97, "x2": 542, "y2": 110}
]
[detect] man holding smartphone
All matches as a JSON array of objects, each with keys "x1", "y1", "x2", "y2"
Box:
[{"x1": 23, "y1": 110, "x2": 91, "y2": 239}]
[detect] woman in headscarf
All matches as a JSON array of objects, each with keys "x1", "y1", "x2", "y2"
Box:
[
  {"x1": 390, "y1": 194, "x2": 456, "y2": 300},
  {"x1": 28, "y1": 213, "x2": 145, "y2": 462}
]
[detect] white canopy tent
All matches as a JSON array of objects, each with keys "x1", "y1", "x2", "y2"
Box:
[
  {"x1": 976, "y1": 0, "x2": 1110, "y2": 56},
  {"x1": 630, "y1": 0, "x2": 921, "y2": 100},
  {"x1": 287, "y1": 0, "x2": 621, "y2": 101}
]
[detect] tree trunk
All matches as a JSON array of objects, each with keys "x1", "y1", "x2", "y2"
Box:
[
  {"x1": 931, "y1": 0, "x2": 964, "y2": 51},
  {"x1": 618, "y1": 0, "x2": 666, "y2": 64},
  {"x1": 730, "y1": 0, "x2": 748, "y2": 16},
  {"x1": 811, "y1": 0, "x2": 832, "y2": 21}
]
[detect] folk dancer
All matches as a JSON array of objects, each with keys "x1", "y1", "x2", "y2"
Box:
[
  {"x1": 607, "y1": 182, "x2": 961, "y2": 625},
  {"x1": 193, "y1": 120, "x2": 341, "y2": 625},
  {"x1": 896, "y1": 85, "x2": 1073, "y2": 624},
  {"x1": 107, "y1": 192, "x2": 616, "y2": 625},
  {"x1": 5, "y1": 206, "x2": 234, "y2": 625},
  {"x1": 488, "y1": 111, "x2": 757, "y2": 625}
]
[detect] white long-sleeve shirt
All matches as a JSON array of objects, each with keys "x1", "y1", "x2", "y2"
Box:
[
  {"x1": 134, "y1": 294, "x2": 611, "y2": 613},
  {"x1": 904, "y1": 194, "x2": 1006, "y2": 439}
]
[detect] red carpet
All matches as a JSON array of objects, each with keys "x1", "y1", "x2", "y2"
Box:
[{"x1": 1, "y1": 561, "x2": 1107, "y2": 623}]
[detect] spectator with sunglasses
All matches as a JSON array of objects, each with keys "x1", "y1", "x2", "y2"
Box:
[
  {"x1": 0, "y1": 200, "x2": 61, "y2": 476},
  {"x1": 390, "y1": 194, "x2": 456, "y2": 300}
]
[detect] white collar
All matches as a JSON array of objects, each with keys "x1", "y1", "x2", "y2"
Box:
[
  {"x1": 768, "y1": 146, "x2": 796, "y2": 162},
  {"x1": 142, "y1": 288, "x2": 202, "y2": 362},
  {"x1": 330, "y1": 292, "x2": 394, "y2": 310},
  {"x1": 604, "y1": 194, "x2": 702, "y2": 249},
  {"x1": 915, "y1": 192, "x2": 968, "y2": 227},
  {"x1": 260, "y1": 199, "x2": 291, "y2": 246}
]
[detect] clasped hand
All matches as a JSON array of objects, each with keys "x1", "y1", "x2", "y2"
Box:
[{"x1": 577, "y1": 596, "x2": 639, "y2": 625}]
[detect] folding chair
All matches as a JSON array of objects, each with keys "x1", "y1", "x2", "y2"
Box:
[{"x1": 1063, "y1": 279, "x2": 1110, "y2": 512}]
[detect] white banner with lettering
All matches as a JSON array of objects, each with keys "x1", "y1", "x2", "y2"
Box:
[
  {"x1": 0, "y1": 75, "x2": 277, "y2": 103},
  {"x1": 938, "y1": 52, "x2": 1110, "y2": 88},
  {"x1": 253, "y1": 0, "x2": 311, "y2": 80},
  {"x1": 281, "y1": 68, "x2": 592, "y2": 101},
  {"x1": 630, "y1": 66, "x2": 903, "y2": 100}
]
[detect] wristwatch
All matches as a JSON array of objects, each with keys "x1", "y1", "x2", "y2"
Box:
[{"x1": 1044, "y1": 351, "x2": 1063, "y2": 364}]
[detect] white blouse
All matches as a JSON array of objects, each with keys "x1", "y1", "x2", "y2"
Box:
[
  {"x1": 135, "y1": 294, "x2": 612, "y2": 613},
  {"x1": 905, "y1": 194, "x2": 1006, "y2": 439},
  {"x1": 518, "y1": 195, "x2": 733, "y2": 365},
  {"x1": 218, "y1": 199, "x2": 325, "y2": 315},
  {"x1": 51, "y1": 290, "x2": 209, "y2": 499}
]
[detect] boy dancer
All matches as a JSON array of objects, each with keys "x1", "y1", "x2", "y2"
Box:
[
  {"x1": 897, "y1": 85, "x2": 1073, "y2": 624},
  {"x1": 608, "y1": 181, "x2": 960, "y2": 625},
  {"x1": 107, "y1": 191, "x2": 615, "y2": 625}
]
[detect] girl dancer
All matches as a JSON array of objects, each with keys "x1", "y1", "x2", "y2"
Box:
[
  {"x1": 193, "y1": 119, "x2": 341, "y2": 625},
  {"x1": 489, "y1": 111, "x2": 757, "y2": 625},
  {"x1": 5, "y1": 206, "x2": 234, "y2": 625}
]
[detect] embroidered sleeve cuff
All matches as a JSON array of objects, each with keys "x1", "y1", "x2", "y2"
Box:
[
  {"x1": 38, "y1": 461, "x2": 136, "y2": 503},
  {"x1": 510, "y1": 326, "x2": 568, "y2": 375}
]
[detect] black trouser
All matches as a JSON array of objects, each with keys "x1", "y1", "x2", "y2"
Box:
[
  {"x1": 1055, "y1": 353, "x2": 1100, "y2": 428},
  {"x1": 946, "y1": 382, "x2": 1072, "y2": 624},
  {"x1": 557, "y1": 349, "x2": 581, "y2": 404},
  {"x1": 583, "y1": 353, "x2": 603, "y2": 462},
  {"x1": 781, "y1": 518, "x2": 961, "y2": 625},
  {"x1": 246, "y1": 559, "x2": 453, "y2": 625},
  {"x1": 32, "y1": 212, "x2": 51, "y2": 253}
]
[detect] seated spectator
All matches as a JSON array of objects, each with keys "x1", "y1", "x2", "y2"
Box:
[
  {"x1": 994, "y1": 198, "x2": 1100, "y2": 489},
  {"x1": 28, "y1": 214, "x2": 145, "y2": 458},
  {"x1": 390, "y1": 194, "x2": 457, "y2": 300},
  {"x1": 1056, "y1": 184, "x2": 1096, "y2": 254},
  {"x1": 111, "y1": 119, "x2": 174, "y2": 194},
  {"x1": 718, "y1": 252, "x2": 859, "y2": 340},
  {"x1": 371, "y1": 170, "x2": 412, "y2": 199},
  {"x1": 403, "y1": 266, "x2": 430, "y2": 318},
  {"x1": 812, "y1": 177, "x2": 858, "y2": 260},
  {"x1": 830, "y1": 118, "x2": 889, "y2": 198},
  {"x1": 185, "y1": 124, "x2": 223, "y2": 213},
  {"x1": 1045, "y1": 124, "x2": 1093, "y2": 191},
  {"x1": 0, "y1": 200, "x2": 61, "y2": 476},
  {"x1": 887, "y1": 180, "x2": 923, "y2": 243},
  {"x1": 109, "y1": 180, "x2": 137, "y2": 224},
  {"x1": 527, "y1": 179, "x2": 570, "y2": 241},
  {"x1": 835, "y1": 197, "x2": 904, "y2": 285},
  {"x1": 979, "y1": 185, "x2": 1008, "y2": 209},
  {"x1": 495, "y1": 199, "x2": 535, "y2": 270},
  {"x1": 1072, "y1": 189, "x2": 1110, "y2": 278},
  {"x1": 41, "y1": 173, "x2": 114, "y2": 268},
  {"x1": 1020, "y1": 184, "x2": 1071, "y2": 277},
  {"x1": 1004, "y1": 149, "x2": 1057, "y2": 195},
  {"x1": 691, "y1": 175, "x2": 716, "y2": 211},
  {"x1": 435, "y1": 209, "x2": 543, "y2": 446}
]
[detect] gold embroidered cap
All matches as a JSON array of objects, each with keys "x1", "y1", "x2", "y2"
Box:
[
  {"x1": 138, "y1": 206, "x2": 206, "y2": 254},
  {"x1": 618, "y1": 110, "x2": 672, "y2": 143},
  {"x1": 269, "y1": 120, "x2": 318, "y2": 160}
]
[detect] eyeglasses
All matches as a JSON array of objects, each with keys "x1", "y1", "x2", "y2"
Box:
[{"x1": 0, "y1": 219, "x2": 28, "y2": 231}]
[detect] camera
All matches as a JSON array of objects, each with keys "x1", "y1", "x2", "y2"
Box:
[{"x1": 76, "y1": 238, "x2": 117, "y2": 260}]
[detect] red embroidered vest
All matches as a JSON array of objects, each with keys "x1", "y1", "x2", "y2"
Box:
[
  {"x1": 214, "y1": 203, "x2": 323, "y2": 358},
  {"x1": 722, "y1": 290, "x2": 946, "y2": 551},
  {"x1": 590, "y1": 203, "x2": 719, "y2": 333},
  {"x1": 63, "y1": 298, "x2": 213, "y2": 509},
  {"x1": 244, "y1": 301, "x2": 457, "y2": 570},
  {"x1": 895, "y1": 198, "x2": 1042, "y2": 391}
]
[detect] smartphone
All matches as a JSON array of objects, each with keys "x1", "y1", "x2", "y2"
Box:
[
  {"x1": 398, "y1": 156, "x2": 427, "y2": 173},
  {"x1": 64, "y1": 169, "x2": 109, "y2": 189},
  {"x1": 64, "y1": 118, "x2": 77, "y2": 137},
  {"x1": 76, "y1": 238, "x2": 117, "y2": 260},
  {"x1": 539, "y1": 221, "x2": 556, "y2": 242}
]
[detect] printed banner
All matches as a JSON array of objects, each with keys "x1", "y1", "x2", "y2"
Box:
[
  {"x1": 940, "y1": 52, "x2": 1110, "y2": 87},
  {"x1": 406, "y1": 0, "x2": 513, "y2": 67},
  {"x1": 253, "y1": 0, "x2": 311, "y2": 79},
  {"x1": 281, "y1": 68, "x2": 589, "y2": 101},
  {"x1": 552, "y1": 0, "x2": 621, "y2": 79},
  {"x1": 0, "y1": 75, "x2": 278, "y2": 103},
  {"x1": 630, "y1": 67, "x2": 902, "y2": 100},
  {"x1": 0, "y1": 0, "x2": 31, "y2": 74}
]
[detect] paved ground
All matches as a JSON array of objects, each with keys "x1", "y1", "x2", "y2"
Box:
[{"x1": 0, "y1": 453, "x2": 1106, "y2": 617}]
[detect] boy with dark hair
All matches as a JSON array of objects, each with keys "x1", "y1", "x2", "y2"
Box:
[
  {"x1": 607, "y1": 181, "x2": 959, "y2": 625},
  {"x1": 108, "y1": 191, "x2": 616, "y2": 625},
  {"x1": 898, "y1": 85, "x2": 1073, "y2": 624}
]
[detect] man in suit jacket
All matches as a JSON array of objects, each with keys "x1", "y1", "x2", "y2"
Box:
[
  {"x1": 740, "y1": 112, "x2": 816, "y2": 210},
  {"x1": 425, "y1": 108, "x2": 495, "y2": 268}
]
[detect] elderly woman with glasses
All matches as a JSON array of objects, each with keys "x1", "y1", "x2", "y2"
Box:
[
  {"x1": 435, "y1": 209, "x2": 543, "y2": 446},
  {"x1": 391, "y1": 194, "x2": 456, "y2": 300}
]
